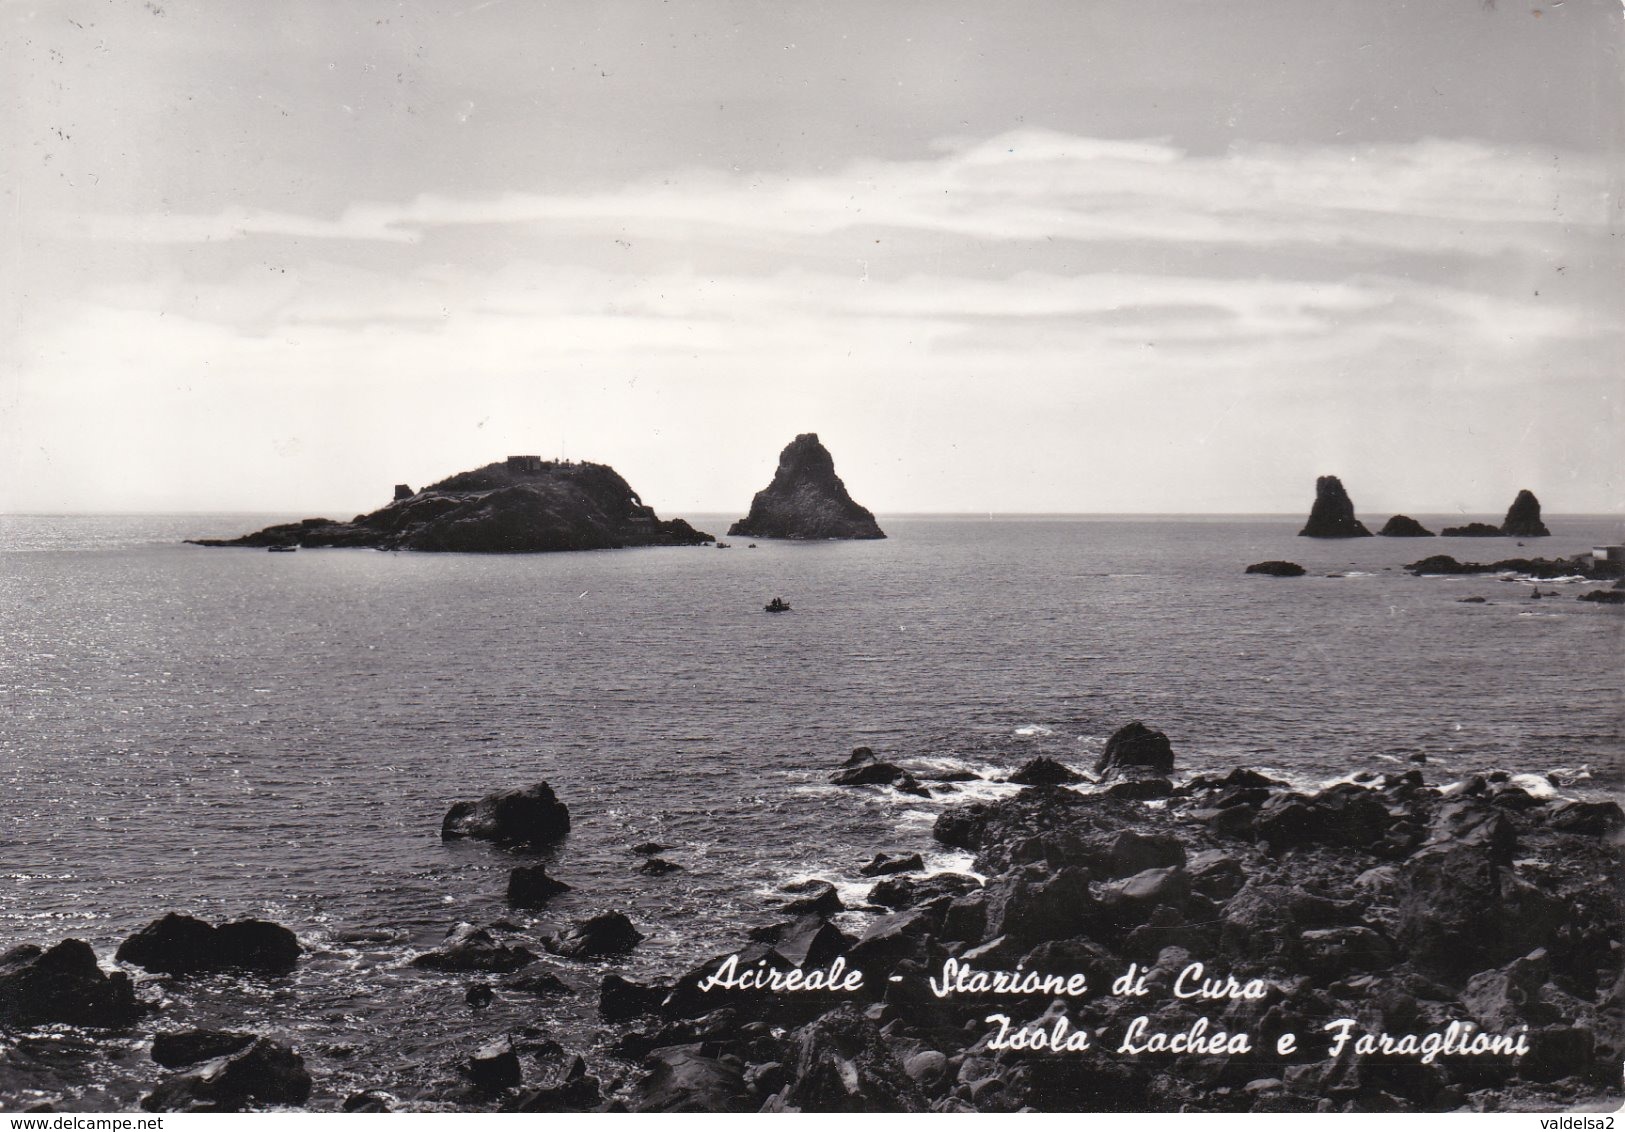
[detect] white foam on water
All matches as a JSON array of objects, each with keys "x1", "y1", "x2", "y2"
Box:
[
  {"x1": 1547, "y1": 764, "x2": 1593, "y2": 785},
  {"x1": 1013, "y1": 724, "x2": 1055, "y2": 738},
  {"x1": 1507, "y1": 773, "x2": 1558, "y2": 799},
  {"x1": 910, "y1": 753, "x2": 1004, "y2": 778}
]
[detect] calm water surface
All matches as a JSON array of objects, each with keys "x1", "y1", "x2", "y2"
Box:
[{"x1": 1, "y1": 513, "x2": 1620, "y2": 1108}]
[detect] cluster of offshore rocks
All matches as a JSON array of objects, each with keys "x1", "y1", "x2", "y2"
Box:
[
  {"x1": 1299, "y1": 477, "x2": 1551, "y2": 540},
  {"x1": 1245, "y1": 551, "x2": 1622, "y2": 603},
  {"x1": 3, "y1": 724, "x2": 1621, "y2": 1112},
  {"x1": 191, "y1": 433, "x2": 882, "y2": 553}
]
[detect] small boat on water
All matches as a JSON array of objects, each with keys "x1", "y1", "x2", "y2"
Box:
[
  {"x1": 764, "y1": 597, "x2": 791, "y2": 613},
  {"x1": 267, "y1": 544, "x2": 298, "y2": 553},
  {"x1": 716, "y1": 542, "x2": 732, "y2": 549}
]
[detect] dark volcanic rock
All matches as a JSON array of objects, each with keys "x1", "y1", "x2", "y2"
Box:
[
  {"x1": 442, "y1": 782, "x2": 570, "y2": 850},
  {"x1": 858, "y1": 852, "x2": 925, "y2": 877},
  {"x1": 1378, "y1": 515, "x2": 1435, "y2": 537},
  {"x1": 778, "y1": 1005, "x2": 924, "y2": 1111},
  {"x1": 780, "y1": 880, "x2": 844, "y2": 917},
  {"x1": 141, "y1": 1038, "x2": 312, "y2": 1112},
  {"x1": 830, "y1": 759, "x2": 931, "y2": 798},
  {"x1": 1406, "y1": 553, "x2": 1595, "y2": 579},
  {"x1": 638, "y1": 857, "x2": 685, "y2": 876},
  {"x1": 190, "y1": 457, "x2": 713, "y2": 553},
  {"x1": 600, "y1": 973, "x2": 673, "y2": 1021},
  {"x1": 506, "y1": 864, "x2": 571, "y2": 908},
  {"x1": 343, "y1": 1092, "x2": 393, "y2": 1112},
  {"x1": 411, "y1": 924, "x2": 537, "y2": 973},
  {"x1": 1578, "y1": 589, "x2": 1625, "y2": 604},
  {"x1": 1008, "y1": 756, "x2": 1086, "y2": 785},
  {"x1": 151, "y1": 1030, "x2": 256, "y2": 1068},
  {"x1": 1298, "y1": 475, "x2": 1372, "y2": 538},
  {"x1": 629, "y1": 1044, "x2": 752, "y2": 1112},
  {"x1": 505, "y1": 1049, "x2": 603, "y2": 1112},
  {"x1": 1441, "y1": 521, "x2": 1505, "y2": 537},
  {"x1": 1407, "y1": 554, "x2": 1488, "y2": 574},
  {"x1": 465, "y1": 1037, "x2": 523, "y2": 1091},
  {"x1": 727, "y1": 434, "x2": 884, "y2": 540},
  {"x1": 116, "y1": 914, "x2": 300, "y2": 976},
  {"x1": 1394, "y1": 843, "x2": 1562, "y2": 980},
  {"x1": 545, "y1": 912, "x2": 644, "y2": 959},
  {"x1": 1245, "y1": 560, "x2": 1306, "y2": 577},
  {"x1": 1501, "y1": 489, "x2": 1550, "y2": 538},
  {"x1": 1095, "y1": 721, "x2": 1175, "y2": 778},
  {"x1": 0, "y1": 939, "x2": 144, "y2": 1027}
]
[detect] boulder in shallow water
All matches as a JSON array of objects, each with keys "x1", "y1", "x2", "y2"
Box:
[
  {"x1": 116, "y1": 914, "x2": 300, "y2": 976},
  {"x1": 0, "y1": 939, "x2": 144, "y2": 1027},
  {"x1": 412, "y1": 923, "x2": 537, "y2": 973},
  {"x1": 1245, "y1": 560, "x2": 1307, "y2": 577},
  {"x1": 1008, "y1": 756, "x2": 1086, "y2": 785},
  {"x1": 599, "y1": 973, "x2": 673, "y2": 1021},
  {"x1": 505, "y1": 1049, "x2": 603, "y2": 1112},
  {"x1": 831, "y1": 760, "x2": 906, "y2": 786},
  {"x1": 858, "y1": 852, "x2": 925, "y2": 877},
  {"x1": 151, "y1": 1030, "x2": 256, "y2": 1068},
  {"x1": 546, "y1": 912, "x2": 644, "y2": 959},
  {"x1": 442, "y1": 782, "x2": 570, "y2": 850},
  {"x1": 1298, "y1": 475, "x2": 1372, "y2": 538},
  {"x1": 506, "y1": 864, "x2": 572, "y2": 908},
  {"x1": 1095, "y1": 721, "x2": 1176, "y2": 778},
  {"x1": 638, "y1": 857, "x2": 685, "y2": 876},
  {"x1": 465, "y1": 1037, "x2": 523, "y2": 1091},
  {"x1": 780, "y1": 879, "x2": 843, "y2": 917},
  {"x1": 141, "y1": 1038, "x2": 311, "y2": 1112}
]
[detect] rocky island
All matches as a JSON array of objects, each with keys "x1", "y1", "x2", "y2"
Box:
[
  {"x1": 1440, "y1": 490, "x2": 1551, "y2": 539},
  {"x1": 728, "y1": 434, "x2": 885, "y2": 541},
  {"x1": 1297, "y1": 476, "x2": 1372, "y2": 539},
  {"x1": 189, "y1": 456, "x2": 713, "y2": 553},
  {"x1": 1378, "y1": 515, "x2": 1435, "y2": 537},
  {"x1": 1500, "y1": 490, "x2": 1551, "y2": 538}
]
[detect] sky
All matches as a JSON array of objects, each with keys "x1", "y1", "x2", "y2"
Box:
[{"x1": 2, "y1": 0, "x2": 1621, "y2": 516}]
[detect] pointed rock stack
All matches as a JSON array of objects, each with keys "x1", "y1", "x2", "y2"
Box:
[
  {"x1": 1298, "y1": 475, "x2": 1372, "y2": 538},
  {"x1": 729, "y1": 434, "x2": 885, "y2": 540},
  {"x1": 1501, "y1": 489, "x2": 1550, "y2": 537}
]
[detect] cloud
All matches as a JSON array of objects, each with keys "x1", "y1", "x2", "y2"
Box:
[
  {"x1": 42, "y1": 129, "x2": 1611, "y2": 258},
  {"x1": 13, "y1": 127, "x2": 1620, "y2": 513}
]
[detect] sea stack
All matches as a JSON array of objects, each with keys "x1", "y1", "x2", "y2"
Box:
[
  {"x1": 1377, "y1": 515, "x2": 1435, "y2": 537},
  {"x1": 728, "y1": 434, "x2": 885, "y2": 540},
  {"x1": 1297, "y1": 475, "x2": 1372, "y2": 538},
  {"x1": 1501, "y1": 489, "x2": 1550, "y2": 538}
]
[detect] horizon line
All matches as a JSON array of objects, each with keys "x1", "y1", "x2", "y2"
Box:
[{"x1": 5, "y1": 509, "x2": 1623, "y2": 521}]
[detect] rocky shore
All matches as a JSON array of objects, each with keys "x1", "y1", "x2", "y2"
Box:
[{"x1": 3, "y1": 724, "x2": 1618, "y2": 1114}]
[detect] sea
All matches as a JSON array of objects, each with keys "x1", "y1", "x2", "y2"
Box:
[{"x1": 1, "y1": 513, "x2": 1620, "y2": 1110}]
